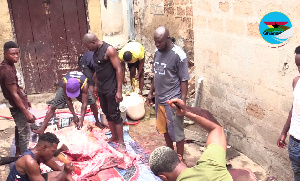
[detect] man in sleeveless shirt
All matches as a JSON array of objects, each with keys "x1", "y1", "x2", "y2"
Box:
[
  {"x1": 0, "y1": 41, "x2": 36, "y2": 156},
  {"x1": 7, "y1": 132, "x2": 74, "y2": 181},
  {"x1": 278, "y1": 46, "x2": 300, "y2": 181},
  {"x1": 83, "y1": 33, "x2": 125, "y2": 150},
  {"x1": 33, "y1": 71, "x2": 106, "y2": 135}
]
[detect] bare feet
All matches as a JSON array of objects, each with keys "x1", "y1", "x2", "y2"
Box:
[
  {"x1": 117, "y1": 142, "x2": 126, "y2": 152},
  {"x1": 32, "y1": 128, "x2": 45, "y2": 135},
  {"x1": 105, "y1": 137, "x2": 119, "y2": 143},
  {"x1": 95, "y1": 121, "x2": 106, "y2": 129}
]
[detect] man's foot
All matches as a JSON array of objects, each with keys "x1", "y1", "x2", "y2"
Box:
[
  {"x1": 95, "y1": 121, "x2": 106, "y2": 129},
  {"x1": 117, "y1": 142, "x2": 126, "y2": 152},
  {"x1": 105, "y1": 137, "x2": 119, "y2": 143},
  {"x1": 32, "y1": 128, "x2": 45, "y2": 135}
]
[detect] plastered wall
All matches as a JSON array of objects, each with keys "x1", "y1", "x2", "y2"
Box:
[{"x1": 194, "y1": 1, "x2": 300, "y2": 180}]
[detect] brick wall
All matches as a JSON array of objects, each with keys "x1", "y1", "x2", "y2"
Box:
[
  {"x1": 134, "y1": 0, "x2": 194, "y2": 62},
  {"x1": 134, "y1": 0, "x2": 195, "y2": 98},
  {"x1": 194, "y1": 1, "x2": 300, "y2": 180}
]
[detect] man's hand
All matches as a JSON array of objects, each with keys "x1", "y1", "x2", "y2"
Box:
[
  {"x1": 76, "y1": 116, "x2": 84, "y2": 129},
  {"x1": 76, "y1": 120, "x2": 83, "y2": 130},
  {"x1": 25, "y1": 112, "x2": 36, "y2": 123},
  {"x1": 93, "y1": 86, "x2": 98, "y2": 98},
  {"x1": 135, "y1": 74, "x2": 139, "y2": 80},
  {"x1": 73, "y1": 116, "x2": 79, "y2": 125},
  {"x1": 146, "y1": 94, "x2": 153, "y2": 106},
  {"x1": 166, "y1": 98, "x2": 186, "y2": 117},
  {"x1": 277, "y1": 134, "x2": 287, "y2": 148},
  {"x1": 123, "y1": 78, "x2": 127, "y2": 86},
  {"x1": 64, "y1": 163, "x2": 75, "y2": 174},
  {"x1": 115, "y1": 91, "x2": 123, "y2": 103}
]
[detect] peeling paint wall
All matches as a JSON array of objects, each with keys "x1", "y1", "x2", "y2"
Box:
[
  {"x1": 100, "y1": 0, "x2": 124, "y2": 36},
  {"x1": 0, "y1": 0, "x2": 102, "y2": 93},
  {"x1": 0, "y1": 0, "x2": 23, "y2": 85},
  {"x1": 134, "y1": 0, "x2": 194, "y2": 64},
  {"x1": 193, "y1": 0, "x2": 300, "y2": 180},
  {"x1": 134, "y1": 0, "x2": 195, "y2": 100},
  {"x1": 0, "y1": 0, "x2": 14, "y2": 62},
  {"x1": 0, "y1": 0, "x2": 13, "y2": 55},
  {"x1": 88, "y1": 0, "x2": 103, "y2": 38}
]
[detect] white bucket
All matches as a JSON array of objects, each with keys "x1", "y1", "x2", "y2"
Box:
[{"x1": 119, "y1": 104, "x2": 127, "y2": 122}]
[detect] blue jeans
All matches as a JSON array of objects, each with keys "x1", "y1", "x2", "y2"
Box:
[{"x1": 289, "y1": 136, "x2": 300, "y2": 181}]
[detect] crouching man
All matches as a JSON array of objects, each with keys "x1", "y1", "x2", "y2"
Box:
[
  {"x1": 33, "y1": 71, "x2": 108, "y2": 135},
  {"x1": 7, "y1": 132, "x2": 74, "y2": 181},
  {"x1": 150, "y1": 98, "x2": 257, "y2": 181}
]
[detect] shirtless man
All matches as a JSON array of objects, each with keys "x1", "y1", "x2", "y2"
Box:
[{"x1": 7, "y1": 132, "x2": 74, "y2": 181}]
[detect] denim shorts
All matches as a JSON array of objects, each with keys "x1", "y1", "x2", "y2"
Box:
[{"x1": 288, "y1": 135, "x2": 300, "y2": 181}]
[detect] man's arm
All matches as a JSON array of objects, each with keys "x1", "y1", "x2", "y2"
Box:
[
  {"x1": 62, "y1": 82, "x2": 79, "y2": 124},
  {"x1": 25, "y1": 158, "x2": 47, "y2": 181},
  {"x1": 146, "y1": 78, "x2": 155, "y2": 106},
  {"x1": 25, "y1": 157, "x2": 71, "y2": 181},
  {"x1": 93, "y1": 72, "x2": 98, "y2": 97},
  {"x1": 167, "y1": 98, "x2": 227, "y2": 150},
  {"x1": 277, "y1": 76, "x2": 299, "y2": 148},
  {"x1": 180, "y1": 81, "x2": 188, "y2": 104},
  {"x1": 278, "y1": 107, "x2": 292, "y2": 148},
  {"x1": 121, "y1": 61, "x2": 127, "y2": 85},
  {"x1": 6, "y1": 84, "x2": 35, "y2": 123},
  {"x1": 183, "y1": 106, "x2": 221, "y2": 126},
  {"x1": 79, "y1": 83, "x2": 89, "y2": 129},
  {"x1": 106, "y1": 46, "x2": 123, "y2": 103},
  {"x1": 44, "y1": 157, "x2": 63, "y2": 171},
  {"x1": 137, "y1": 58, "x2": 145, "y2": 78}
]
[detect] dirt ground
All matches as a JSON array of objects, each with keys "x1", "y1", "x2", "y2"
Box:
[
  {"x1": 0, "y1": 35, "x2": 269, "y2": 180},
  {"x1": 0, "y1": 92, "x2": 269, "y2": 180}
]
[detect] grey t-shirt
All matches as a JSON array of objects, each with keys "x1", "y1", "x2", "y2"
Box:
[{"x1": 153, "y1": 44, "x2": 190, "y2": 105}]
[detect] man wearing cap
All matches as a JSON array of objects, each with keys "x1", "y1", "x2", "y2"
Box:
[
  {"x1": 33, "y1": 71, "x2": 106, "y2": 134},
  {"x1": 119, "y1": 41, "x2": 145, "y2": 95}
]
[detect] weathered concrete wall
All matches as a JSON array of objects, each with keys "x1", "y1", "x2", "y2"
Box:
[
  {"x1": 100, "y1": 0, "x2": 124, "y2": 35},
  {"x1": 0, "y1": 0, "x2": 22, "y2": 78},
  {"x1": 88, "y1": 0, "x2": 103, "y2": 38},
  {"x1": 194, "y1": 0, "x2": 300, "y2": 180},
  {"x1": 0, "y1": 0, "x2": 14, "y2": 58},
  {"x1": 134, "y1": 0, "x2": 194, "y2": 65}
]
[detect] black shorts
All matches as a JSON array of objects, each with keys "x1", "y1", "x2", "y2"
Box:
[
  {"x1": 41, "y1": 173, "x2": 48, "y2": 180},
  {"x1": 127, "y1": 61, "x2": 143, "y2": 71},
  {"x1": 98, "y1": 89, "x2": 123, "y2": 124}
]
